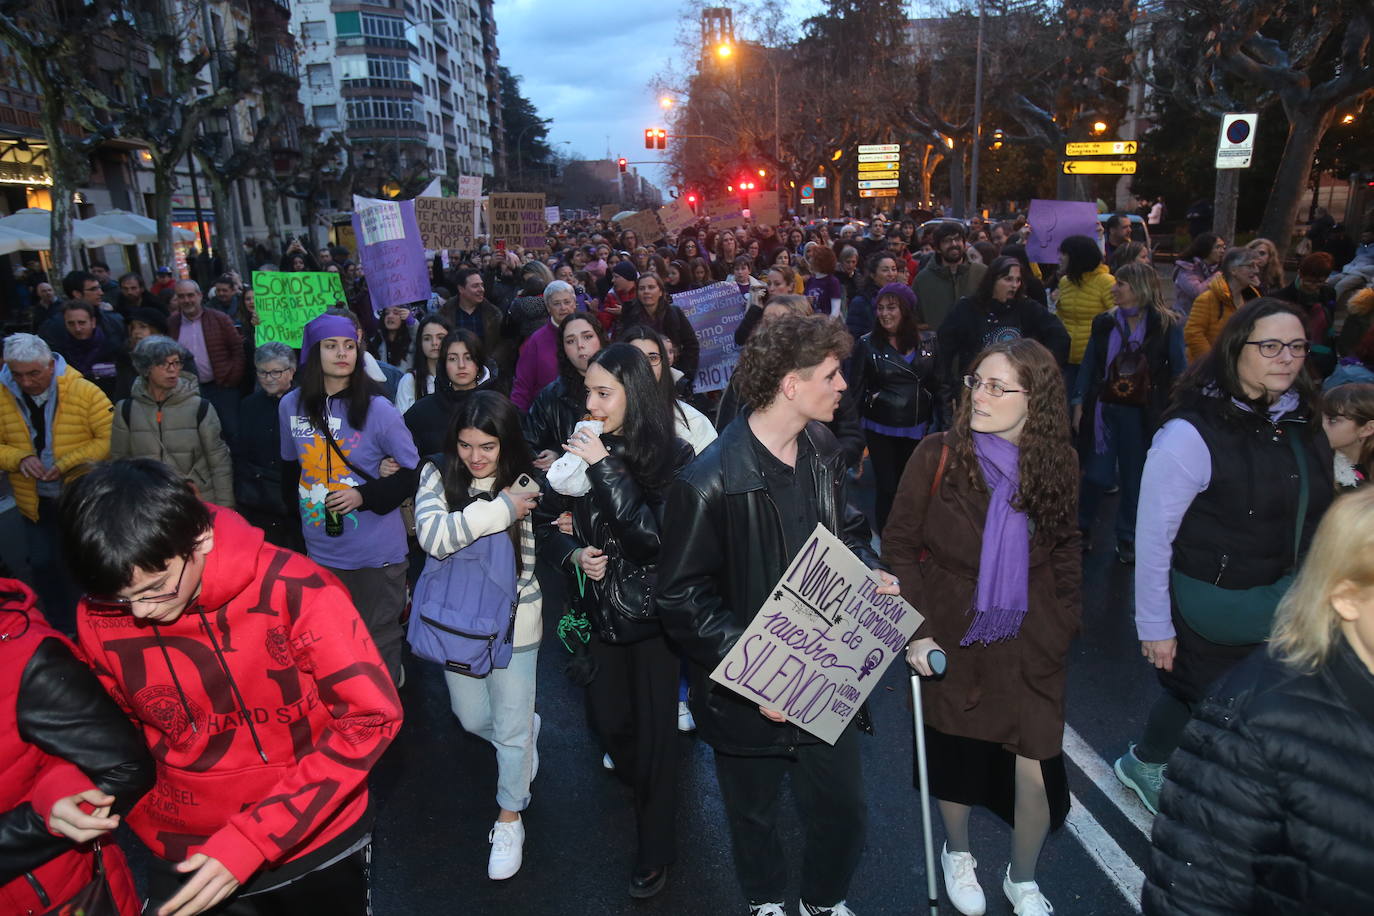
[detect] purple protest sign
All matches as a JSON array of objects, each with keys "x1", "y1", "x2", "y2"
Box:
[
  {"x1": 351, "y1": 195, "x2": 431, "y2": 310},
  {"x1": 1026, "y1": 199, "x2": 1100, "y2": 264}
]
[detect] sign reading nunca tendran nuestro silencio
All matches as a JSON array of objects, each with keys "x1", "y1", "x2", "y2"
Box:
[
  {"x1": 252, "y1": 271, "x2": 346, "y2": 349},
  {"x1": 710, "y1": 523, "x2": 923, "y2": 744},
  {"x1": 671, "y1": 281, "x2": 745, "y2": 394}
]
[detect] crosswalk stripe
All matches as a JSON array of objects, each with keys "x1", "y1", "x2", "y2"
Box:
[
  {"x1": 1062, "y1": 724, "x2": 1155, "y2": 838},
  {"x1": 1065, "y1": 791, "x2": 1145, "y2": 913}
]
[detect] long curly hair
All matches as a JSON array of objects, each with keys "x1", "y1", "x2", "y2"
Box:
[{"x1": 946, "y1": 338, "x2": 1077, "y2": 533}]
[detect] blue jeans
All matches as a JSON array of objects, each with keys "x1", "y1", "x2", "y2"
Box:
[
  {"x1": 1079, "y1": 402, "x2": 1147, "y2": 543},
  {"x1": 445, "y1": 644, "x2": 539, "y2": 812}
]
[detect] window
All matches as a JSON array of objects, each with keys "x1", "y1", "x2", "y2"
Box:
[
  {"x1": 345, "y1": 96, "x2": 417, "y2": 125},
  {"x1": 361, "y1": 12, "x2": 407, "y2": 40},
  {"x1": 307, "y1": 63, "x2": 332, "y2": 89},
  {"x1": 301, "y1": 20, "x2": 327, "y2": 41},
  {"x1": 338, "y1": 55, "x2": 418, "y2": 86},
  {"x1": 313, "y1": 104, "x2": 339, "y2": 127}
]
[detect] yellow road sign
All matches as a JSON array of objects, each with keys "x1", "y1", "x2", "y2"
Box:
[
  {"x1": 1065, "y1": 140, "x2": 1139, "y2": 157},
  {"x1": 1062, "y1": 160, "x2": 1137, "y2": 175},
  {"x1": 859, "y1": 189, "x2": 898, "y2": 198},
  {"x1": 857, "y1": 161, "x2": 899, "y2": 172}
]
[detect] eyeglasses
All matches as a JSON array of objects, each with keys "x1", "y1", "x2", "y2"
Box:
[
  {"x1": 1244, "y1": 339, "x2": 1309, "y2": 358},
  {"x1": 84, "y1": 555, "x2": 189, "y2": 615},
  {"x1": 962, "y1": 374, "x2": 1025, "y2": 398},
  {"x1": 256, "y1": 367, "x2": 292, "y2": 380},
  {"x1": 158, "y1": 358, "x2": 183, "y2": 371}
]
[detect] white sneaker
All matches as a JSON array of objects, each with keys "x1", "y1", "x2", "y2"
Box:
[
  {"x1": 941, "y1": 843, "x2": 986, "y2": 915},
  {"x1": 801, "y1": 901, "x2": 856, "y2": 916},
  {"x1": 678, "y1": 700, "x2": 697, "y2": 733},
  {"x1": 602, "y1": 752, "x2": 615, "y2": 771},
  {"x1": 749, "y1": 905, "x2": 787, "y2": 916},
  {"x1": 1003, "y1": 867, "x2": 1054, "y2": 915},
  {"x1": 487, "y1": 817, "x2": 524, "y2": 880},
  {"x1": 530, "y1": 713, "x2": 541, "y2": 781}
]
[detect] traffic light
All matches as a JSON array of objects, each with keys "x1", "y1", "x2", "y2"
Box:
[
  {"x1": 617, "y1": 157, "x2": 627, "y2": 174},
  {"x1": 686, "y1": 193, "x2": 697, "y2": 205},
  {"x1": 645, "y1": 129, "x2": 654, "y2": 149},
  {"x1": 655, "y1": 128, "x2": 666, "y2": 150}
]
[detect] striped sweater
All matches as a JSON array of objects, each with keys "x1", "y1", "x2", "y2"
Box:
[{"x1": 414, "y1": 463, "x2": 542, "y2": 648}]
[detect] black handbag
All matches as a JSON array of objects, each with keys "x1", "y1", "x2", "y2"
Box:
[
  {"x1": 1099, "y1": 339, "x2": 1151, "y2": 406},
  {"x1": 29, "y1": 842, "x2": 120, "y2": 916},
  {"x1": 587, "y1": 530, "x2": 661, "y2": 644}
]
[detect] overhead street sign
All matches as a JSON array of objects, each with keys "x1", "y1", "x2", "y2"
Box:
[
  {"x1": 812, "y1": 176, "x2": 828, "y2": 189},
  {"x1": 858, "y1": 152, "x2": 901, "y2": 163},
  {"x1": 858, "y1": 143, "x2": 900, "y2": 153},
  {"x1": 858, "y1": 178, "x2": 900, "y2": 189},
  {"x1": 857, "y1": 161, "x2": 899, "y2": 172},
  {"x1": 1065, "y1": 140, "x2": 1139, "y2": 157},
  {"x1": 859, "y1": 189, "x2": 898, "y2": 198},
  {"x1": 1062, "y1": 160, "x2": 1137, "y2": 175}
]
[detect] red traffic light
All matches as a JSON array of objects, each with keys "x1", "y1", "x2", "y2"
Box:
[
  {"x1": 644, "y1": 129, "x2": 654, "y2": 149},
  {"x1": 686, "y1": 194, "x2": 697, "y2": 204},
  {"x1": 617, "y1": 157, "x2": 628, "y2": 174},
  {"x1": 654, "y1": 128, "x2": 667, "y2": 150}
]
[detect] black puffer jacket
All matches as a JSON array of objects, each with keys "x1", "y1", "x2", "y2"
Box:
[
  {"x1": 657, "y1": 418, "x2": 878, "y2": 755},
  {"x1": 232, "y1": 388, "x2": 291, "y2": 517},
  {"x1": 543, "y1": 435, "x2": 695, "y2": 644},
  {"x1": 849, "y1": 330, "x2": 939, "y2": 429},
  {"x1": 1144, "y1": 639, "x2": 1374, "y2": 915},
  {"x1": 403, "y1": 366, "x2": 498, "y2": 456}
]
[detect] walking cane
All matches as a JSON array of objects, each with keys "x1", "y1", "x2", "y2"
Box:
[{"x1": 910, "y1": 649, "x2": 947, "y2": 916}]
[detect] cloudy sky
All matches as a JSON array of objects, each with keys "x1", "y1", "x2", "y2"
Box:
[{"x1": 492, "y1": 0, "x2": 824, "y2": 191}]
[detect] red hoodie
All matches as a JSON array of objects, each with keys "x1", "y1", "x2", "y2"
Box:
[{"x1": 77, "y1": 507, "x2": 403, "y2": 885}]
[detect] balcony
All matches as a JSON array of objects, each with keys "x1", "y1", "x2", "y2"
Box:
[
  {"x1": 336, "y1": 35, "x2": 416, "y2": 53},
  {"x1": 341, "y1": 77, "x2": 424, "y2": 94},
  {"x1": 346, "y1": 120, "x2": 427, "y2": 140}
]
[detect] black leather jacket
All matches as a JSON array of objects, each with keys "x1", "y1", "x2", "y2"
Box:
[
  {"x1": 543, "y1": 435, "x2": 696, "y2": 644},
  {"x1": 850, "y1": 330, "x2": 939, "y2": 429},
  {"x1": 1, "y1": 637, "x2": 155, "y2": 883},
  {"x1": 522, "y1": 374, "x2": 586, "y2": 457},
  {"x1": 657, "y1": 418, "x2": 879, "y2": 755}
]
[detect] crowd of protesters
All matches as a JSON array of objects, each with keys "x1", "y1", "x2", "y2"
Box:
[{"x1": 1, "y1": 203, "x2": 1373, "y2": 916}]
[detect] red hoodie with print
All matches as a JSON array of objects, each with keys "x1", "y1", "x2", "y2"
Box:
[{"x1": 76, "y1": 506, "x2": 403, "y2": 886}]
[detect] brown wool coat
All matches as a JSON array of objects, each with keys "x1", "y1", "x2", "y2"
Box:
[{"x1": 881, "y1": 432, "x2": 1082, "y2": 759}]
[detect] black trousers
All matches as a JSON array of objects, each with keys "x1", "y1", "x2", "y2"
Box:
[
  {"x1": 586, "y1": 631, "x2": 679, "y2": 868},
  {"x1": 866, "y1": 431, "x2": 920, "y2": 536},
  {"x1": 713, "y1": 725, "x2": 867, "y2": 908},
  {"x1": 143, "y1": 845, "x2": 370, "y2": 916},
  {"x1": 324, "y1": 564, "x2": 407, "y2": 685}
]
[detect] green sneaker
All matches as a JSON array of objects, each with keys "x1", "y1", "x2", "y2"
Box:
[{"x1": 1114, "y1": 743, "x2": 1166, "y2": 815}]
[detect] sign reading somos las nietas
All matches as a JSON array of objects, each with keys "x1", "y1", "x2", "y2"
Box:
[{"x1": 710, "y1": 523, "x2": 923, "y2": 744}]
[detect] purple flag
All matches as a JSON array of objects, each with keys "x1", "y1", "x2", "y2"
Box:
[
  {"x1": 351, "y1": 195, "x2": 431, "y2": 311},
  {"x1": 1026, "y1": 199, "x2": 1100, "y2": 264}
]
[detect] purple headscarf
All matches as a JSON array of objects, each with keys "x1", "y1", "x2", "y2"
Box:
[{"x1": 299, "y1": 313, "x2": 359, "y2": 366}]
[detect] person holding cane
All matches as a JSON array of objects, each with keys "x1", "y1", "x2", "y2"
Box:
[{"x1": 883, "y1": 338, "x2": 1081, "y2": 916}]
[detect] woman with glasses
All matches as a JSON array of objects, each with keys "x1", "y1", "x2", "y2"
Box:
[
  {"x1": 110, "y1": 335, "x2": 234, "y2": 507},
  {"x1": 1184, "y1": 247, "x2": 1263, "y2": 361},
  {"x1": 232, "y1": 342, "x2": 301, "y2": 550},
  {"x1": 883, "y1": 338, "x2": 1081, "y2": 916},
  {"x1": 1114, "y1": 299, "x2": 1333, "y2": 817}
]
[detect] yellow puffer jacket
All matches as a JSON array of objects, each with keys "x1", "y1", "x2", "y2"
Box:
[
  {"x1": 1057, "y1": 263, "x2": 1116, "y2": 363},
  {"x1": 1184, "y1": 273, "x2": 1260, "y2": 362},
  {"x1": 0, "y1": 362, "x2": 113, "y2": 521}
]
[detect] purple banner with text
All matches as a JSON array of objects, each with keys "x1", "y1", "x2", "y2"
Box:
[{"x1": 351, "y1": 195, "x2": 431, "y2": 310}]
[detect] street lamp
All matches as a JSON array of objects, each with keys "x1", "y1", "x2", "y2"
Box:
[
  {"x1": 1091, "y1": 120, "x2": 1109, "y2": 135},
  {"x1": 716, "y1": 42, "x2": 732, "y2": 58},
  {"x1": 660, "y1": 96, "x2": 674, "y2": 109},
  {"x1": 1342, "y1": 113, "x2": 1357, "y2": 125}
]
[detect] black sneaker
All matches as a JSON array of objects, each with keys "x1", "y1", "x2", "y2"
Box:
[
  {"x1": 1116, "y1": 540, "x2": 1136, "y2": 565},
  {"x1": 629, "y1": 865, "x2": 668, "y2": 898}
]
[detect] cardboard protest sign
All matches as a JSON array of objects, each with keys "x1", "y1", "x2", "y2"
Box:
[
  {"x1": 749, "y1": 191, "x2": 781, "y2": 227},
  {"x1": 1025, "y1": 199, "x2": 1099, "y2": 264},
  {"x1": 351, "y1": 195, "x2": 430, "y2": 310},
  {"x1": 599, "y1": 204, "x2": 620, "y2": 221},
  {"x1": 707, "y1": 198, "x2": 746, "y2": 229},
  {"x1": 489, "y1": 193, "x2": 547, "y2": 250},
  {"x1": 457, "y1": 175, "x2": 483, "y2": 199},
  {"x1": 544, "y1": 205, "x2": 561, "y2": 225},
  {"x1": 252, "y1": 271, "x2": 346, "y2": 349},
  {"x1": 710, "y1": 523, "x2": 923, "y2": 744},
  {"x1": 414, "y1": 196, "x2": 476, "y2": 250},
  {"x1": 615, "y1": 208, "x2": 664, "y2": 242},
  {"x1": 672, "y1": 281, "x2": 746, "y2": 394},
  {"x1": 660, "y1": 198, "x2": 696, "y2": 235}
]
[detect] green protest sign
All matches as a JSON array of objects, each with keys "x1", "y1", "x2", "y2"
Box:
[{"x1": 252, "y1": 271, "x2": 347, "y2": 349}]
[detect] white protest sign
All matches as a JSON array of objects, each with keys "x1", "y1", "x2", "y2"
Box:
[
  {"x1": 710, "y1": 523, "x2": 923, "y2": 744},
  {"x1": 544, "y1": 205, "x2": 561, "y2": 224},
  {"x1": 457, "y1": 175, "x2": 483, "y2": 199}
]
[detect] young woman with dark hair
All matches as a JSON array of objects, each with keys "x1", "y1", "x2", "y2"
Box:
[
  {"x1": 413, "y1": 390, "x2": 543, "y2": 881},
  {"x1": 616, "y1": 273, "x2": 700, "y2": 395},
  {"x1": 937, "y1": 255, "x2": 1071, "y2": 406},
  {"x1": 543, "y1": 343, "x2": 694, "y2": 900},
  {"x1": 712, "y1": 232, "x2": 741, "y2": 280},
  {"x1": 1115, "y1": 298, "x2": 1333, "y2": 816},
  {"x1": 1321, "y1": 382, "x2": 1374, "y2": 489},
  {"x1": 687, "y1": 256, "x2": 711, "y2": 289},
  {"x1": 666, "y1": 259, "x2": 693, "y2": 294},
  {"x1": 404, "y1": 330, "x2": 496, "y2": 455},
  {"x1": 845, "y1": 251, "x2": 902, "y2": 338},
  {"x1": 524, "y1": 313, "x2": 607, "y2": 470},
  {"x1": 850, "y1": 283, "x2": 939, "y2": 532},
  {"x1": 1055, "y1": 235, "x2": 1116, "y2": 390},
  {"x1": 280, "y1": 310, "x2": 420, "y2": 683},
  {"x1": 1172, "y1": 232, "x2": 1226, "y2": 317},
  {"x1": 884, "y1": 338, "x2": 1081, "y2": 916},
  {"x1": 619, "y1": 325, "x2": 717, "y2": 455},
  {"x1": 396, "y1": 314, "x2": 453, "y2": 412},
  {"x1": 370, "y1": 305, "x2": 414, "y2": 371}
]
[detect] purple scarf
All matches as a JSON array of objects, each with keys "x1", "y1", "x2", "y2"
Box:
[
  {"x1": 963, "y1": 432, "x2": 1030, "y2": 646},
  {"x1": 1095, "y1": 307, "x2": 1147, "y2": 453}
]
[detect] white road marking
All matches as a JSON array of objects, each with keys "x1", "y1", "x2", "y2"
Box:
[
  {"x1": 1062, "y1": 724, "x2": 1155, "y2": 838},
  {"x1": 1066, "y1": 791, "x2": 1145, "y2": 913}
]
